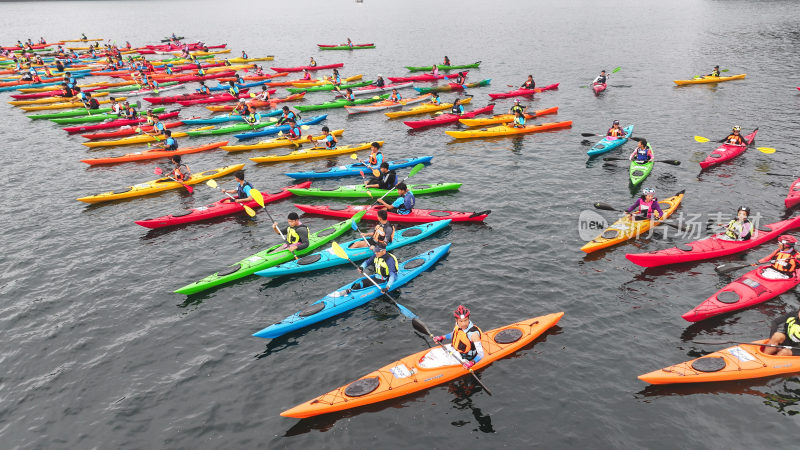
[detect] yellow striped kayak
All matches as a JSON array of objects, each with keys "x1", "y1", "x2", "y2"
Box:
[
  {"x1": 290, "y1": 74, "x2": 362, "y2": 88},
  {"x1": 228, "y1": 56, "x2": 275, "y2": 63},
  {"x1": 10, "y1": 91, "x2": 115, "y2": 106},
  {"x1": 21, "y1": 97, "x2": 127, "y2": 111},
  {"x1": 673, "y1": 74, "x2": 746, "y2": 85},
  {"x1": 222, "y1": 130, "x2": 344, "y2": 152},
  {"x1": 250, "y1": 141, "x2": 379, "y2": 163},
  {"x1": 384, "y1": 97, "x2": 471, "y2": 118}
]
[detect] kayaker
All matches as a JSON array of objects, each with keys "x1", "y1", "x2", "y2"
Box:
[
  {"x1": 122, "y1": 101, "x2": 138, "y2": 119},
  {"x1": 343, "y1": 88, "x2": 356, "y2": 102},
  {"x1": 81, "y1": 33, "x2": 87, "y2": 40},
  {"x1": 432, "y1": 305, "x2": 484, "y2": 368},
  {"x1": 241, "y1": 50, "x2": 249, "y2": 60},
  {"x1": 629, "y1": 139, "x2": 654, "y2": 163},
  {"x1": 720, "y1": 125, "x2": 747, "y2": 145},
  {"x1": 720, "y1": 206, "x2": 753, "y2": 241},
  {"x1": 254, "y1": 66, "x2": 265, "y2": 76},
  {"x1": 375, "y1": 74, "x2": 385, "y2": 88},
  {"x1": 220, "y1": 170, "x2": 255, "y2": 203},
  {"x1": 331, "y1": 68, "x2": 342, "y2": 86},
  {"x1": 521, "y1": 75, "x2": 536, "y2": 90},
  {"x1": 308, "y1": 57, "x2": 317, "y2": 67},
  {"x1": 625, "y1": 187, "x2": 663, "y2": 221},
  {"x1": 60, "y1": 83, "x2": 74, "y2": 98},
  {"x1": 594, "y1": 70, "x2": 608, "y2": 85},
  {"x1": 757, "y1": 235, "x2": 799, "y2": 280},
  {"x1": 431, "y1": 65, "x2": 439, "y2": 77},
  {"x1": 286, "y1": 118, "x2": 302, "y2": 140},
  {"x1": 378, "y1": 182, "x2": 415, "y2": 215},
  {"x1": 352, "y1": 209, "x2": 395, "y2": 249},
  {"x1": 428, "y1": 92, "x2": 441, "y2": 105},
  {"x1": 83, "y1": 93, "x2": 100, "y2": 110},
  {"x1": 363, "y1": 141, "x2": 383, "y2": 171},
  {"x1": 255, "y1": 85, "x2": 271, "y2": 102},
  {"x1": 451, "y1": 98, "x2": 465, "y2": 115},
  {"x1": 455, "y1": 71, "x2": 467, "y2": 85},
  {"x1": 145, "y1": 114, "x2": 166, "y2": 137},
  {"x1": 144, "y1": 109, "x2": 157, "y2": 125},
  {"x1": 197, "y1": 81, "x2": 210, "y2": 95},
  {"x1": 232, "y1": 99, "x2": 256, "y2": 122},
  {"x1": 764, "y1": 310, "x2": 800, "y2": 356},
  {"x1": 346, "y1": 38, "x2": 353, "y2": 49},
  {"x1": 235, "y1": 74, "x2": 246, "y2": 85},
  {"x1": 511, "y1": 110, "x2": 526, "y2": 128},
  {"x1": 169, "y1": 155, "x2": 191, "y2": 182},
  {"x1": 365, "y1": 162, "x2": 397, "y2": 190},
  {"x1": 509, "y1": 99, "x2": 526, "y2": 115},
  {"x1": 316, "y1": 126, "x2": 337, "y2": 149},
  {"x1": 227, "y1": 81, "x2": 240, "y2": 98},
  {"x1": 157, "y1": 130, "x2": 178, "y2": 151},
  {"x1": 705, "y1": 65, "x2": 721, "y2": 78},
  {"x1": 109, "y1": 97, "x2": 122, "y2": 116},
  {"x1": 358, "y1": 243, "x2": 399, "y2": 293},
  {"x1": 195, "y1": 62, "x2": 205, "y2": 77},
  {"x1": 276, "y1": 106, "x2": 299, "y2": 125},
  {"x1": 301, "y1": 69, "x2": 312, "y2": 81},
  {"x1": 272, "y1": 212, "x2": 309, "y2": 253},
  {"x1": 389, "y1": 88, "x2": 402, "y2": 103},
  {"x1": 607, "y1": 120, "x2": 627, "y2": 137},
  {"x1": 443, "y1": 56, "x2": 451, "y2": 66}
]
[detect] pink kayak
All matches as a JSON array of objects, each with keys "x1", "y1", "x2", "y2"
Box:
[
  {"x1": 270, "y1": 63, "x2": 343, "y2": 73},
  {"x1": 295, "y1": 204, "x2": 491, "y2": 223},
  {"x1": 699, "y1": 128, "x2": 758, "y2": 170},
  {"x1": 625, "y1": 216, "x2": 800, "y2": 268},
  {"x1": 134, "y1": 182, "x2": 311, "y2": 229},
  {"x1": 592, "y1": 82, "x2": 607, "y2": 94},
  {"x1": 81, "y1": 120, "x2": 185, "y2": 140},
  {"x1": 786, "y1": 178, "x2": 800, "y2": 209},
  {"x1": 334, "y1": 82, "x2": 414, "y2": 98},
  {"x1": 403, "y1": 104, "x2": 495, "y2": 129},
  {"x1": 388, "y1": 71, "x2": 468, "y2": 83},
  {"x1": 177, "y1": 90, "x2": 273, "y2": 106},
  {"x1": 682, "y1": 266, "x2": 800, "y2": 322},
  {"x1": 62, "y1": 111, "x2": 181, "y2": 134},
  {"x1": 144, "y1": 92, "x2": 216, "y2": 104},
  {"x1": 487, "y1": 83, "x2": 559, "y2": 99}
]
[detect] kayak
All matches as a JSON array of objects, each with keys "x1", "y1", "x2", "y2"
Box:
[
  {"x1": 458, "y1": 106, "x2": 559, "y2": 127},
  {"x1": 281, "y1": 311, "x2": 564, "y2": 418},
  {"x1": 183, "y1": 119, "x2": 279, "y2": 137},
  {"x1": 405, "y1": 61, "x2": 481, "y2": 72},
  {"x1": 289, "y1": 74, "x2": 363, "y2": 88},
  {"x1": 287, "y1": 182, "x2": 462, "y2": 198},
  {"x1": 592, "y1": 82, "x2": 607, "y2": 94},
  {"x1": 487, "y1": 83, "x2": 560, "y2": 99},
  {"x1": 62, "y1": 111, "x2": 180, "y2": 134},
  {"x1": 80, "y1": 141, "x2": 228, "y2": 166},
  {"x1": 445, "y1": 120, "x2": 572, "y2": 139},
  {"x1": 384, "y1": 97, "x2": 472, "y2": 118},
  {"x1": 333, "y1": 82, "x2": 414, "y2": 98},
  {"x1": 253, "y1": 244, "x2": 451, "y2": 339},
  {"x1": 249, "y1": 141, "x2": 379, "y2": 163},
  {"x1": 134, "y1": 181, "x2": 311, "y2": 229},
  {"x1": 699, "y1": 128, "x2": 758, "y2": 170},
  {"x1": 285, "y1": 156, "x2": 434, "y2": 179},
  {"x1": 295, "y1": 204, "x2": 491, "y2": 223},
  {"x1": 415, "y1": 79, "x2": 492, "y2": 94},
  {"x1": 271, "y1": 63, "x2": 344, "y2": 73},
  {"x1": 28, "y1": 106, "x2": 114, "y2": 120},
  {"x1": 580, "y1": 190, "x2": 685, "y2": 253},
  {"x1": 255, "y1": 220, "x2": 451, "y2": 278},
  {"x1": 221, "y1": 129, "x2": 344, "y2": 152},
  {"x1": 639, "y1": 340, "x2": 800, "y2": 385},
  {"x1": 786, "y1": 178, "x2": 800, "y2": 209},
  {"x1": 287, "y1": 80, "x2": 373, "y2": 94},
  {"x1": 403, "y1": 104, "x2": 495, "y2": 129},
  {"x1": 174, "y1": 215, "x2": 362, "y2": 295},
  {"x1": 81, "y1": 121, "x2": 184, "y2": 140},
  {"x1": 99, "y1": 81, "x2": 180, "y2": 94},
  {"x1": 238, "y1": 72, "x2": 289, "y2": 81},
  {"x1": 76, "y1": 164, "x2": 245, "y2": 204},
  {"x1": 388, "y1": 72, "x2": 468, "y2": 83},
  {"x1": 52, "y1": 106, "x2": 168, "y2": 125},
  {"x1": 176, "y1": 91, "x2": 262, "y2": 106},
  {"x1": 19, "y1": 96, "x2": 128, "y2": 111},
  {"x1": 629, "y1": 160, "x2": 653, "y2": 186},
  {"x1": 345, "y1": 94, "x2": 431, "y2": 114},
  {"x1": 227, "y1": 56, "x2": 274, "y2": 63},
  {"x1": 9, "y1": 90, "x2": 112, "y2": 105},
  {"x1": 203, "y1": 93, "x2": 306, "y2": 111},
  {"x1": 233, "y1": 114, "x2": 329, "y2": 140},
  {"x1": 82, "y1": 125, "x2": 214, "y2": 148},
  {"x1": 295, "y1": 94, "x2": 390, "y2": 112},
  {"x1": 586, "y1": 125, "x2": 634, "y2": 156},
  {"x1": 182, "y1": 110, "x2": 282, "y2": 125},
  {"x1": 318, "y1": 43, "x2": 375, "y2": 50},
  {"x1": 682, "y1": 266, "x2": 800, "y2": 322},
  {"x1": 673, "y1": 74, "x2": 747, "y2": 86}
]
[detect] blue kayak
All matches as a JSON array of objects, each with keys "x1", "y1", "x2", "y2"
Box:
[
  {"x1": 209, "y1": 79, "x2": 269, "y2": 91},
  {"x1": 181, "y1": 108, "x2": 283, "y2": 125},
  {"x1": 255, "y1": 220, "x2": 451, "y2": 278},
  {"x1": 284, "y1": 156, "x2": 433, "y2": 179},
  {"x1": 252, "y1": 243, "x2": 451, "y2": 339},
  {"x1": 586, "y1": 124, "x2": 634, "y2": 156}
]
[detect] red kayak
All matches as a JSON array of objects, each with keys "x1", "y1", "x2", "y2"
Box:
[
  {"x1": 62, "y1": 111, "x2": 181, "y2": 134},
  {"x1": 271, "y1": 63, "x2": 343, "y2": 73},
  {"x1": 699, "y1": 128, "x2": 758, "y2": 170},
  {"x1": 625, "y1": 216, "x2": 800, "y2": 268},
  {"x1": 80, "y1": 141, "x2": 228, "y2": 165},
  {"x1": 155, "y1": 71, "x2": 237, "y2": 83},
  {"x1": 403, "y1": 104, "x2": 495, "y2": 129},
  {"x1": 592, "y1": 82, "x2": 607, "y2": 94},
  {"x1": 134, "y1": 181, "x2": 311, "y2": 229},
  {"x1": 487, "y1": 83, "x2": 559, "y2": 99},
  {"x1": 295, "y1": 204, "x2": 491, "y2": 223},
  {"x1": 11, "y1": 86, "x2": 106, "y2": 100},
  {"x1": 785, "y1": 178, "x2": 800, "y2": 209},
  {"x1": 682, "y1": 266, "x2": 800, "y2": 322},
  {"x1": 91, "y1": 62, "x2": 227, "y2": 77},
  {"x1": 177, "y1": 90, "x2": 271, "y2": 106},
  {"x1": 81, "y1": 121, "x2": 185, "y2": 140},
  {"x1": 144, "y1": 92, "x2": 215, "y2": 105},
  {"x1": 388, "y1": 71, "x2": 468, "y2": 83}
]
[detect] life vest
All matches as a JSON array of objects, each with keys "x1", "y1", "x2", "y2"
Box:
[
  {"x1": 522, "y1": 80, "x2": 535, "y2": 89},
  {"x1": 513, "y1": 116, "x2": 526, "y2": 127},
  {"x1": 451, "y1": 104, "x2": 464, "y2": 115},
  {"x1": 198, "y1": 86, "x2": 209, "y2": 95},
  {"x1": 324, "y1": 134, "x2": 337, "y2": 149},
  {"x1": 126, "y1": 108, "x2": 138, "y2": 118},
  {"x1": 285, "y1": 224, "x2": 307, "y2": 244},
  {"x1": 236, "y1": 181, "x2": 253, "y2": 199},
  {"x1": 784, "y1": 316, "x2": 800, "y2": 343},
  {"x1": 608, "y1": 127, "x2": 624, "y2": 137},
  {"x1": 229, "y1": 86, "x2": 240, "y2": 97},
  {"x1": 288, "y1": 125, "x2": 301, "y2": 138},
  {"x1": 173, "y1": 164, "x2": 190, "y2": 181},
  {"x1": 711, "y1": 69, "x2": 720, "y2": 77},
  {"x1": 368, "y1": 151, "x2": 381, "y2": 165},
  {"x1": 772, "y1": 249, "x2": 798, "y2": 274},
  {"x1": 725, "y1": 219, "x2": 751, "y2": 240},
  {"x1": 451, "y1": 324, "x2": 482, "y2": 359},
  {"x1": 374, "y1": 252, "x2": 399, "y2": 278},
  {"x1": 164, "y1": 137, "x2": 178, "y2": 151},
  {"x1": 510, "y1": 105, "x2": 524, "y2": 115},
  {"x1": 634, "y1": 144, "x2": 652, "y2": 162},
  {"x1": 637, "y1": 198, "x2": 656, "y2": 217},
  {"x1": 397, "y1": 191, "x2": 415, "y2": 214},
  {"x1": 345, "y1": 93, "x2": 355, "y2": 101},
  {"x1": 726, "y1": 134, "x2": 745, "y2": 145},
  {"x1": 302, "y1": 72, "x2": 311, "y2": 80}
]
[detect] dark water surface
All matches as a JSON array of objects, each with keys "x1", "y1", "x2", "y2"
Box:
[{"x1": 2, "y1": 0, "x2": 800, "y2": 448}]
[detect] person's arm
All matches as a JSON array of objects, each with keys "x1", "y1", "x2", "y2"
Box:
[
  {"x1": 629, "y1": 148, "x2": 637, "y2": 160},
  {"x1": 626, "y1": 199, "x2": 641, "y2": 214},
  {"x1": 296, "y1": 226, "x2": 310, "y2": 250},
  {"x1": 471, "y1": 336, "x2": 484, "y2": 363},
  {"x1": 651, "y1": 201, "x2": 664, "y2": 219},
  {"x1": 359, "y1": 257, "x2": 372, "y2": 272},
  {"x1": 758, "y1": 249, "x2": 779, "y2": 264},
  {"x1": 384, "y1": 264, "x2": 397, "y2": 291}
]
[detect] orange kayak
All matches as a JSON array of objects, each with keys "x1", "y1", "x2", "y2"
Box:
[
  {"x1": 639, "y1": 340, "x2": 800, "y2": 384},
  {"x1": 281, "y1": 312, "x2": 564, "y2": 418},
  {"x1": 80, "y1": 141, "x2": 228, "y2": 165}
]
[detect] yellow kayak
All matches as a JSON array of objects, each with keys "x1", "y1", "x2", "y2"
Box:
[
  {"x1": 228, "y1": 56, "x2": 275, "y2": 63},
  {"x1": 458, "y1": 106, "x2": 559, "y2": 126},
  {"x1": 20, "y1": 97, "x2": 127, "y2": 111},
  {"x1": 222, "y1": 129, "x2": 344, "y2": 152},
  {"x1": 384, "y1": 97, "x2": 472, "y2": 118},
  {"x1": 9, "y1": 91, "x2": 115, "y2": 106},
  {"x1": 445, "y1": 121, "x2": 573, "y2": 139},
  {"x1": 580, "y1": 190, "x2": 685, "y2": 253},
  {"x1": 77, "y1": 164, "x2": 245, "y2": 204},
  {"x1": 673, "y1": 74, "x2": 746, "y2": 85},
  {"x1": 173, "y1": 49, "x2": 232, "y2": 56},
  {"x1": 205, "y1": 64, "x2": 254, "y2": 74},
  {"x1": 249, "y1": 141, "x2": 379, "y2": 163},
  {"x1": 290, "y1": 74, "x2": 363, "y2": 88},
  {"x1": 83, "y1": 127, "x2": 215, "y2": 148}
]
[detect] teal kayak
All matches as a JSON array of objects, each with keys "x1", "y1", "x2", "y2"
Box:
[
  {"x1": 174, "y1": 213, "x2": 365, "y2": 295},
  {"x1": 587, "y1": 125, "x2": 634, "y2": 156},
  {"x1": 629, "y1": 159, "x2": 654, "y2": 186},
  {"x1": 405, "y1": 61, "x2": 481, "y2": 72},
  {"x1": 50, "y1": 107, "x2": 166, "y2": 124},
  {"x1": 295, "y1": 94, "x2": 389, "y2": 112},
  {"x1": 287, "y1": 182, "x2": 461, "y2": 198},
  {"x1": 287, "y1": 80, "x2": 373, "y2": 94}
]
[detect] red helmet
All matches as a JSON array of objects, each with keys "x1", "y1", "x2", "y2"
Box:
[
  {"x1": 453, "y1": 305, "x2": 470, "y2": 319},
  {"x1": 779, "y1": 235, "x2": 797, "y2": 245}
]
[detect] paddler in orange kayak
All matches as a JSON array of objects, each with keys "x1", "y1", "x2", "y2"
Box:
[
  {"x1": 155, "y1": 130, "x2": 178, "y2": 151},
  {"x1": 432, "y1": 305, "x2": 484, "y2": 369},
  {"x1": 315, "y1": 126, "x2": 337, "y2": 149},
  {"x1": 219, "y1": 170, "x2": 255, "y2": 204},
  {"x1": 254, "y1": 85, "x2": 270, "y2": 102},
  {"x1": 757, "y1": 235, "x2": 799, "y2": 280},
  {"x1": 388, "y1": 88, "x2": 402, "y2": 103},
  {"x1": 704, "y1": 65, "x2": 721, "y2": 78},
  {"x1": 428, "y1": 92, "x2": 441, "y2": 105},
  {"x1": 510, "y1": 110, "x2": 526, "y2": 128},
  {"x1": 625, "y1": 187, "x2": 663, "y2": 221},
  {"x1": 765, "y1": 310, "x2": 800, "y2": 356},
  {"x1": 301, "y1": 69, "x2": 311, "y2": 81}
]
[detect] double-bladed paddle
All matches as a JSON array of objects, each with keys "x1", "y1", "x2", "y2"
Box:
[
  {"x1": 593, "y1": 202, "x2": 688, "y2": 231},
  {"x1": 153, "y1": 166, "x2": 193, "y2": 193},
  {"x1": 205, "y1": 178, "x2": 257, "y2": 217},
  {"x1": 603, "y1": 157, "x2": 681, "y2": 166}
]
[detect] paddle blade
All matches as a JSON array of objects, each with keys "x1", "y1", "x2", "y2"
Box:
[
  {"x1": 300, "y1": 125, "x2": 311, "y2": 130},
  {"x1": 372, "y1": 169, "x2": 380, "y2": 177},
  {"x1": 330, "y1": 241, "x2": 349, "y2": 260},
  {"x1": 184, "y1": 184, "x2": 194, "y2": 194},
  {"x1": 350, "y1": 219, "x2": 360, "y2": 231},
  {"x1": 408, "y1": 163, "x2": 425, "y2": 177},
  {"x1": 154, "y1": 167, "x2": 163, "y2": 175},
  {"x1": 612, "y1": 66, "x2": 622, "y2": 73},
  {"x1": 250, "y1": 188, "x2": 265, "y2": 207},
  {"x1": 206, "y1": 179, "x2": 218, "y2": 188},
  {"x1": 580, "y1": 132, "x2": 599, "y2": 137},
  {"x1": 352, "y1": 209, "x2": 367, "y2": 223},
  {"x1": 411, "y1": 318, "x2": 432, "y2": 336},
  {"x1": 396, "y1": 303, "x2": 418, "y2": 320},
  {"x1": 659, "y1": 159, "x2": 682, "y2": 166},
  {"x1": 350, "y1": 153, "x2": 359, "y2": 160},
  {"x1": 757, "y1": 147, "x2": 776, "y2": 154},
  {"x1": 594, "y1": 202, "x2": 620, "y2": 211},
  {"x1": 243, "y1": 204, "x2": 256, "y2": 217},
  {"x1": 715, "y1": 263, "x2": 751, "y2": 274},
  {"x1": 694, "y1": 136, "x2": 710, "y2": 143}
]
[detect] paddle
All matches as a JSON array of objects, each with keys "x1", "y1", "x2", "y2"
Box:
[
  {"x1": 205, "y1": 179, "x2": 256, "y2": 217},
  {"x1": 766, "y1": 173, "x2": 798, "y2": 177},
  {"x1": 352, "y1": 153, "x2": 380, "y2": 177},
  {"x1": 358, "y1": 170, "x2": 375, "y2": 198},
  {"x1": 153, "y1": 166, "x2": 193, "y2": 193},
  {"x1": 370, "y1": 163, "x2": 425, "y2": 207},
  {"x1": 694, "y1": 134, "x2": 775, "y2": 154},
  {"x1": 411, "y1": 318, "x2": 493, "y2": 395},
  {"x1": 580, "y1": 66, "x2": 622, "y2": 87},
  {"x1": 603, "y1": 157, "x2": 681, "y2": 166},
  {"x1": 691, "y1": 340, "x2": 799, "y2": 351},
  {"x1": 593, "y1": 202, "x2": 688, "y2": 231},
  {"x1": 692, "y1": 69, "x2": 730, "y2": 79},
  {"x1": 715, "y1": 260, "x2": 775, "y2": 274},
  {"x1": 264, "y1": 203, "x2": 299, "y2": 260}
]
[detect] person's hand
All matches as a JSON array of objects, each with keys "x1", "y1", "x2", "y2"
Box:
[
  {"x1": 272, "y1": 222, "x2": 278, "y2": 229},
  {"x1": 463, "y1": 360, "x2": 475, "y2": 369},
  {"x1": 433, "y1": 335, "x2": 445, "y2": 343},
  {"x1": 381, "y1": 288, "x2": 388, "y2": 294}
]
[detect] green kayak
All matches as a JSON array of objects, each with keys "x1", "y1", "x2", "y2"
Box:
[
  {"x1": 29, "y1": 107, "x2": 112, "y2": 120},
  {"x1": 100, "y1": 81, "x2": 179, "y2": 93},
  {"x1": 184, "y1": 119, "x2": 278, "y2": 136},
  {"x1": 51, "y1": 106, "x2": 166, "y2": 124},
  {"x1": 415, "y1": 79, "x2": 492, "y2": 94},
  {"x1": 629, "y1": 160, "x2": 654, "y2": 187},
  {"x1": 174, "y1": 213, "x2": 364, "y2": 295},
  {"x1": 405, "y1": 61, "x2": 482, "y2": 72},
  {"x1": 295, "y1": 94, "x2": 389, "y2": 112},
  {"x1": 318, "y1": 44, "x2": 375, "y2": 51},
  {"x1": 287, "y1": 80, "x2": 373, "y2": 94},
  {"x1": 287, "y1": 182, "x2": 462, "y2": 198}
]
